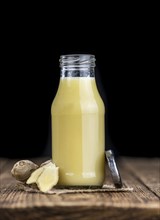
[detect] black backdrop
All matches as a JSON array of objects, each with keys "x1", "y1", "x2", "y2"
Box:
[{"x1": 1, "y1": 3, "x2": 159, "y2": 158}]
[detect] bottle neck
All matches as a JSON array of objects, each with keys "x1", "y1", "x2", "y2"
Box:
[
  {"x1": 60, "y1": 67, "x2": 95, "y2": 77},
  {"x1": 59, "y1": 54, "x2": 96, "y2": 78}
]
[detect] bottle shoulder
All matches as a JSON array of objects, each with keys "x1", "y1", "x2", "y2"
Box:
[{"x1": 51, "y1": 77, "x2": 105, "y2": 115}]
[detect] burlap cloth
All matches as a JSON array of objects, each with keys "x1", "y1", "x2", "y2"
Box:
[{"x1": 17, "y1": 183, "x2": 133, "y2": 194}]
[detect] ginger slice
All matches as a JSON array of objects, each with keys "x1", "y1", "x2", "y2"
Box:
[
  {"x1": 26, "y1": 161, "x2": 59, "y2": 192},
  {"x1": 26, "y1": 166, "x2": 44, "y2": 184},
  {"x1": 36, "y1": 166, "x2": 59, "y2": 193}
]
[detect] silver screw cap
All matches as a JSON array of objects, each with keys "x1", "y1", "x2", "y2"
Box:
[{"x1": 105, "y1": 150, "x2": 123, "y2": 188}]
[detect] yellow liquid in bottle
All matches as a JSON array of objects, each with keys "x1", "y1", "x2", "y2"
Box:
[{"x1": 51, "y1": 77, "x2": 105, "y2": 186}]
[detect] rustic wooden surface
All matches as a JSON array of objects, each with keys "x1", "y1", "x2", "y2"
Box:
[{"x1": 0, "y1": 157, "x2": 159, "y2": 220}]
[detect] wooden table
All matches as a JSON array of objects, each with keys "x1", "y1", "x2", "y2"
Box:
[{"x1": 0, "y1": 157, "x2": 159, "y2": 220}]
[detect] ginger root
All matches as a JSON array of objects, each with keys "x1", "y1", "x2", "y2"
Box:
[
  {"x1": 11, "y1": 159, "x2": 59, "y2": 193},
  {"x1": 11, "y1": 160, "x2": 38, "y2": 182}
]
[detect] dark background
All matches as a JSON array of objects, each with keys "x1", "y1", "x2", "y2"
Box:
[{"x1": 1, "y1": 3, "x2": 159, "y2": 158}]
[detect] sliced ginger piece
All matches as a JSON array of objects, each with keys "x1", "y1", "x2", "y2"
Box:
[
  {"x1": 36, "y1": 166, "x2": 59, "y2": 193},
  {"x1": 26, "y1": 166, "x2": 44, "y2": 184},
  {"x1": 26, "y1": 160, "x2": 59, "y2": 192}
]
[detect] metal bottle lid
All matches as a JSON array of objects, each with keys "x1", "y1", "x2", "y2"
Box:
[{"x1": 105, "y1": 150, "x2": 123, "y2": 188}]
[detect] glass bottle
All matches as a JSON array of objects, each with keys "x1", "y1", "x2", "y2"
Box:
[{"x1": 51, "y1": 54, "x2": 105, "y2": 187}]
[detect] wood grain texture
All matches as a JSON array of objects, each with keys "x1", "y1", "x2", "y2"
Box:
[
  {"x1": 0, "y1": 157, "x2": 160, "y2": 220},
  {"x1": 121, "y1": 157, "x2": 160, "y2": 198}
]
